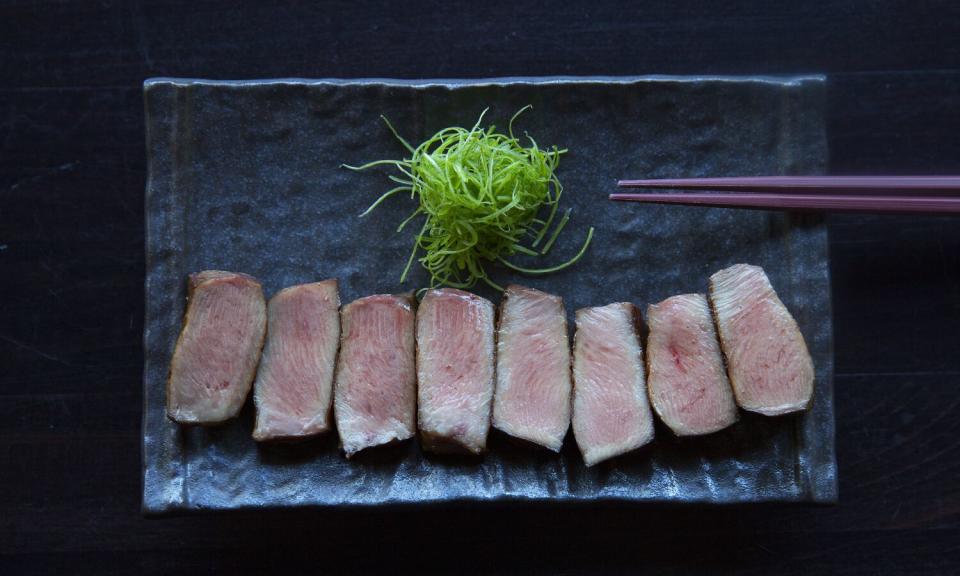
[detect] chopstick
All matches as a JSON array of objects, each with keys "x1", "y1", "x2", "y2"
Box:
[
  {"x1": 611, "y1": 176, "x2": 960, "y2": 214},
  {"x1": 608, "y1": 192, "x2": 960, "y2": 213},
  {"x1": 617, "y1": 176, "x2": 960, "y2": 192}
]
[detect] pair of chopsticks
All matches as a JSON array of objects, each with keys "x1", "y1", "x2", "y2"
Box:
[{"x1": 611, "y1": 176, "x2": 960, "y2": 214}]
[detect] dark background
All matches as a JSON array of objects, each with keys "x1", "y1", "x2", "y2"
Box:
[{"x1": 2, "y1": 1, "x2": 959, "y2": 573}]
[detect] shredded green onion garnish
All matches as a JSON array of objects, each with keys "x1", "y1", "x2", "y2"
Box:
[{"x1": 343, "y1": 106, "x2": 594, "y2": 291}]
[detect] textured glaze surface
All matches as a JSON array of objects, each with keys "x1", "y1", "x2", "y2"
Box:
[{"x1": 143, "y1": 76, "x2": 835, "y2": 512}]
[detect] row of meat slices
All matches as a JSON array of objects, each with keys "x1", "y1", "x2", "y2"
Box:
[{"x1": 166, "y1": 263, "x2": 814, "y2": 466}]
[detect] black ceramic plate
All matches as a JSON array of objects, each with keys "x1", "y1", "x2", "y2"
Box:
[{"x1": 142, "y1": 76, "x2": 836, "y2": 513}]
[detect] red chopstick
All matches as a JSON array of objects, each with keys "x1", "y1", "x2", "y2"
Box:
[{"x1": 611, "y1": 176, "x2": 960, "y2": 214}]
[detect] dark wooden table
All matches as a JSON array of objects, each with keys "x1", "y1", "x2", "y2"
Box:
[{"x1": 2, "y1": 2, "x2": 959, "y2": 573}]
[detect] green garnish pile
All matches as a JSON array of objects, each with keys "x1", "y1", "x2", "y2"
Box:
[{"x1": 343, "y1": 106, "x2": 593, "y2": 291}]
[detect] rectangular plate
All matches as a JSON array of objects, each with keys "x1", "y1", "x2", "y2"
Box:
[{"x1": 143, "y1": 76, "x2": 836, "y2": 513}]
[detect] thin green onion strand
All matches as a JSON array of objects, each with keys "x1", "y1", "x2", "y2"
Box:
[
  {"x1": 359, "y1": 186, "x2": 411, "y2": 217},
  {"x1": 341, "y1": 159, "x2": 406, "y2": 172},
  {"x1": 499, "y1": 227, "x2": 594, "y2": 275},
  {"x1": 380, "y1": 115, "x2": 416, "y2": 154},
  {"x1": 396, "y1": 209, "x2": 424, "y2": 232},
  {"x1": 540, "y1": 208, "x2": 572, "y2": 255},
  {"x1": 482, "y1": 275, "x2": 506, "y2": 292},
  {"x1": 531, "y1": 191, "x2": 560, "y2": 247},
  {"x1": 400, "y1": 219, "x2": 430, "y2": 283},
  {"x1": 511, "y1": 244, "x2": 540, "y2": 256}
]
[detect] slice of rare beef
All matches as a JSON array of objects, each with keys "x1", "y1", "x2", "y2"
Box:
[
  {"x1": 492, "y1": 285, "x2": 571, "y2": 451},
  {"x1": 572, "y1": 303, "x2": 654, "y2": 466},
  {"x1": 709, "y1": 264, "x2": 814, "y2": 416},
  {"x1": 417, "y1": 288, "x2": 495, "y2": 455},
  {"x1": 646, "y1": 294, "x2": 738, "y2": 436},
  {"x1": 167, "y1": 270, "x2": 267, "y2": 425},
  {"x1": 252, "y1": 280, "x2": 340, "y2": 441},
  {"x1": 334, "y1": 293, "x2": 417, "y2": 456}
]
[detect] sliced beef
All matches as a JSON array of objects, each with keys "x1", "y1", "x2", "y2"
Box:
[
  {"x1": 334, "y1": 293, "x2": 417, "y2": 456},
  {"x1": 571, "y1": 303, "x2": 655, "y2": 466},
  {"x1": 416, "y1": 288, "x2": 496, "y2": 454},
  {"x1": 492, "y1": 285, "x2": 571, "y2": 451},
  {"x1": 252, "y1": 280, "x2": 340, "y2": 441},
  {"x1": 709, "y1": 264, "x2": 814, "y2": 416},
  {"x1": 167, "y1": 270, "x2": 267, "y2": 425},
  {"x1": 646, "y1": 294, "x2": 738, "y2": 436}
]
